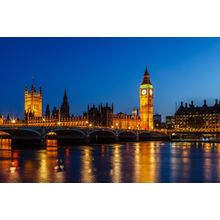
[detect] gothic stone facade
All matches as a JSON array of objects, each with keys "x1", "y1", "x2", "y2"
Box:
[
  {"x1": 20, "y1": 66, "x2": 154, "y2": 130},
  {"x1": 24, "y1": 84, "x2": 42, "y2": 119}
]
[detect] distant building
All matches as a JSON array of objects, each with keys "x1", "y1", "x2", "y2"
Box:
[
  {"x1": 175, "y1": 100, "x2": 220, "y2": 131},
  {"x1": 154, "y1": 114, "x2": 162, "y2": 123},
  {"x1": 24, "y1": 83, "x2": 42, "y2": 119},
  {"x1": 154, "y1": 114, "x2": 162, "y2": 129},
  {"x1": 87, "y1": 105, "x2": 141, "y2": 129},
  {"x1": 113, "y1": 112, "x2": 140, "y2": 130},
  {"x1": 132, "y1": 108, "x2": 139, "y2": 117},
  {"x1": 88, "y1": 104, "x2": 114, "y2": 127},
  {"x1": 166, "y1": 116, "x2": 175, "y2": 129}
]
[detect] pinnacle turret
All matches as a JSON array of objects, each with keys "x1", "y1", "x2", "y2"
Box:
[{"x1": 60, "y1": 89, "x2": 70, "y2": 119}]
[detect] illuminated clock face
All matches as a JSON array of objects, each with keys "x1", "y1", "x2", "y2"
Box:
[
  {"x1": 149, "y1": 89, "x2": 153, "y2": 95},
  {"x1": 142, "y1": 89, "x2": 147, "y2": 95}
]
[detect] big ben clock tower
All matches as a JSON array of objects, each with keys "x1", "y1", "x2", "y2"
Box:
[{"x1": 140, "y1": 65, "x2": 154, "y2": 130}]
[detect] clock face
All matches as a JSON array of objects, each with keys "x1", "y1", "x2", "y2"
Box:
[
  {"x1": 149, "y1": 89, "x2": 153, "y2": 95},
  {"x1": 142, "y1": 89, "x2": 147, "y2": 95}
]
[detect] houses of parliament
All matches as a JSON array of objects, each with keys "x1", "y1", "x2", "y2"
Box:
[{"x1": 1, "y1": 66, "x2": 154, "y2": 130}]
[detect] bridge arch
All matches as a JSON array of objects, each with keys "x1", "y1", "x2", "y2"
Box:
[
  {"x1": 89, "y1": 129, "x2": 116, "y2": 136},
  {"x1": 0, "y1": 131, "x2": 11, "y2": 137},
  {"x1": 0, "y1": 128, "x2": 41, "y2": 137},
  {"x1": 0, "y1": 128, "x2": 41, "y2": 148},
  {"x1": 89, "y1": 129, "x2": 116, "y2": 143},
  {"x1": 47, "y1": 128, "x2": 86, "y2": 137},
  {"x1": 138, "y1": 131, "x2": 151, "y2": 135},
  {"x1": 46, "y1": 128, "x2": 87, "y2": 145},
  {"x1": 118, "y1": 131, "x2": 137, "y2": 142},
  {"x1": 118, "y1": 130, "x2": 137, "y2": 136},
  {"x1": 138, "y1": 131, "x2": 152, "y2": 141}
]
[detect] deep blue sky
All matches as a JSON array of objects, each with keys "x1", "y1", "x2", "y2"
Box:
[{"x1": 1, "y1": 37, "x2": 220, "y2": 119}]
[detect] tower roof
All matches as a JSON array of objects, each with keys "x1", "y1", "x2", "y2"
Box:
[{"x1": 141, "y1": 65, "x2": 152, "y2": 85}]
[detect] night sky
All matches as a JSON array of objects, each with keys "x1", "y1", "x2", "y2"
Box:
[{"x1": 1, "y1": 37, "x2": 220, "y2": 120}]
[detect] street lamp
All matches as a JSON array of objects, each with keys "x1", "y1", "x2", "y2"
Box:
[
  {"x1": 115, "y1": 123, "x2": 119, "y2": 130},
  {"x1": 11, "y1": 119, "x2": 16, "y2": 128},
  {"x1": 86, "y1": 121, "x2": 89, "y2": 128},
  {"x1": 11, "y1": 119, "x2": 16, "y2": 124}
]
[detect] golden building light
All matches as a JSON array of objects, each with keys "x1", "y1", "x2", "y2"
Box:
[
  {"x1": 14, "y1": 65, "x2": 154, "y2": 130},
  {"x1": 139, "y1": 65, "x2": 154, "y2": 130},
  {"x1": 24, "y1": 83, "x2": 42, "y2": 118}
]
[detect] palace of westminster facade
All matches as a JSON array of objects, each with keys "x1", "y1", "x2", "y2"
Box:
[
  {"x1": 1, "y1": 65, "x2": 220, "y2": 132},
  {"x1": 0, "y1": 66, "x2": 154, "y2": 130}
]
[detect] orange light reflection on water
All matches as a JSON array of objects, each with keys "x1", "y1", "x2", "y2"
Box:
[
  {"x1": 216, "y1": 144, "x2": 220, "y2": 182},
  {"x1": 202, "y1": 143, "x2": 212, "y2": 182},
  {"x1": 0, "y1": 149, "x2": 20, "y2": 182},
  {"x1": 133, "y1": 142, "x2": 159, "y2": 183},
  {"x1": 37, "y1": 152, "x2": 49, "y2": 182},
  {"x1": 80, "y1": 147, "x2": 94, "y2": 183},
  {"x1": 111, "y1": 145, "x2": 122, "y2": 183}
]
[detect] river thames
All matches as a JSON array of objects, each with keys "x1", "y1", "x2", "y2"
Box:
[{"x1": 1, "y1": 141, "x2": 220, "y2": 183}]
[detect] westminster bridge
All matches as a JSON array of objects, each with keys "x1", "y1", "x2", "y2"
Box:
[
  {"x1": 2, "y1": 125, "x2": 220, "y2": 148},
  {"x1": 0, "y1": 126, "x2": 168, "y2": 148}
]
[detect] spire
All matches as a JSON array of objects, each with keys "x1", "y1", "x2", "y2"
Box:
[
  {"x1": 64, "y1": 88, "x2": 67, "y2": 99},
  {"x1": 142, "y1": 65, "x2": 152, "y2": 85},
  {"x1": 144, "y1": 65, "x2": 150, "y2": 75},
  {"x1": 45, "y1": 104, "x2": 50, "y2": 118},
  {"x1": 60, "y1": 88, "x2": 70, "y2": 118}
]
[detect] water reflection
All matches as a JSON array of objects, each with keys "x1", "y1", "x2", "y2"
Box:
[
  {"x1": 133, "y1": 143, "x2": 141, "y2": 182},
  {"x1": 111, "y1": 145, "x2": 122, "y2": 183},
  {"x1": 170, "y1": 142, "x2": 179, "y2": 183},
  {"x1": 181, "y1": 146, "x2": 191, "y2": 182},
  {"x1": 202, "y1": 143, "x2": 212, "y2": 182},
  {"x1": 216, "y1": 144, "x2": 220, "y2": 182},
  {"x1": 80, "y1": 147, "x2": 94, "y2": 183},
  {"x1": 133, "y1": 142, "x2": 159, "y2": 183},
  {"x1": 38, "y1": 152, "x2": 49, "y2": 182},
  {"x1": 1, "y1": 142, "x2": 220, "y2": 182},
  {"x1": 0, "y1": 150, "x2": 20, "y2": 182}
]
